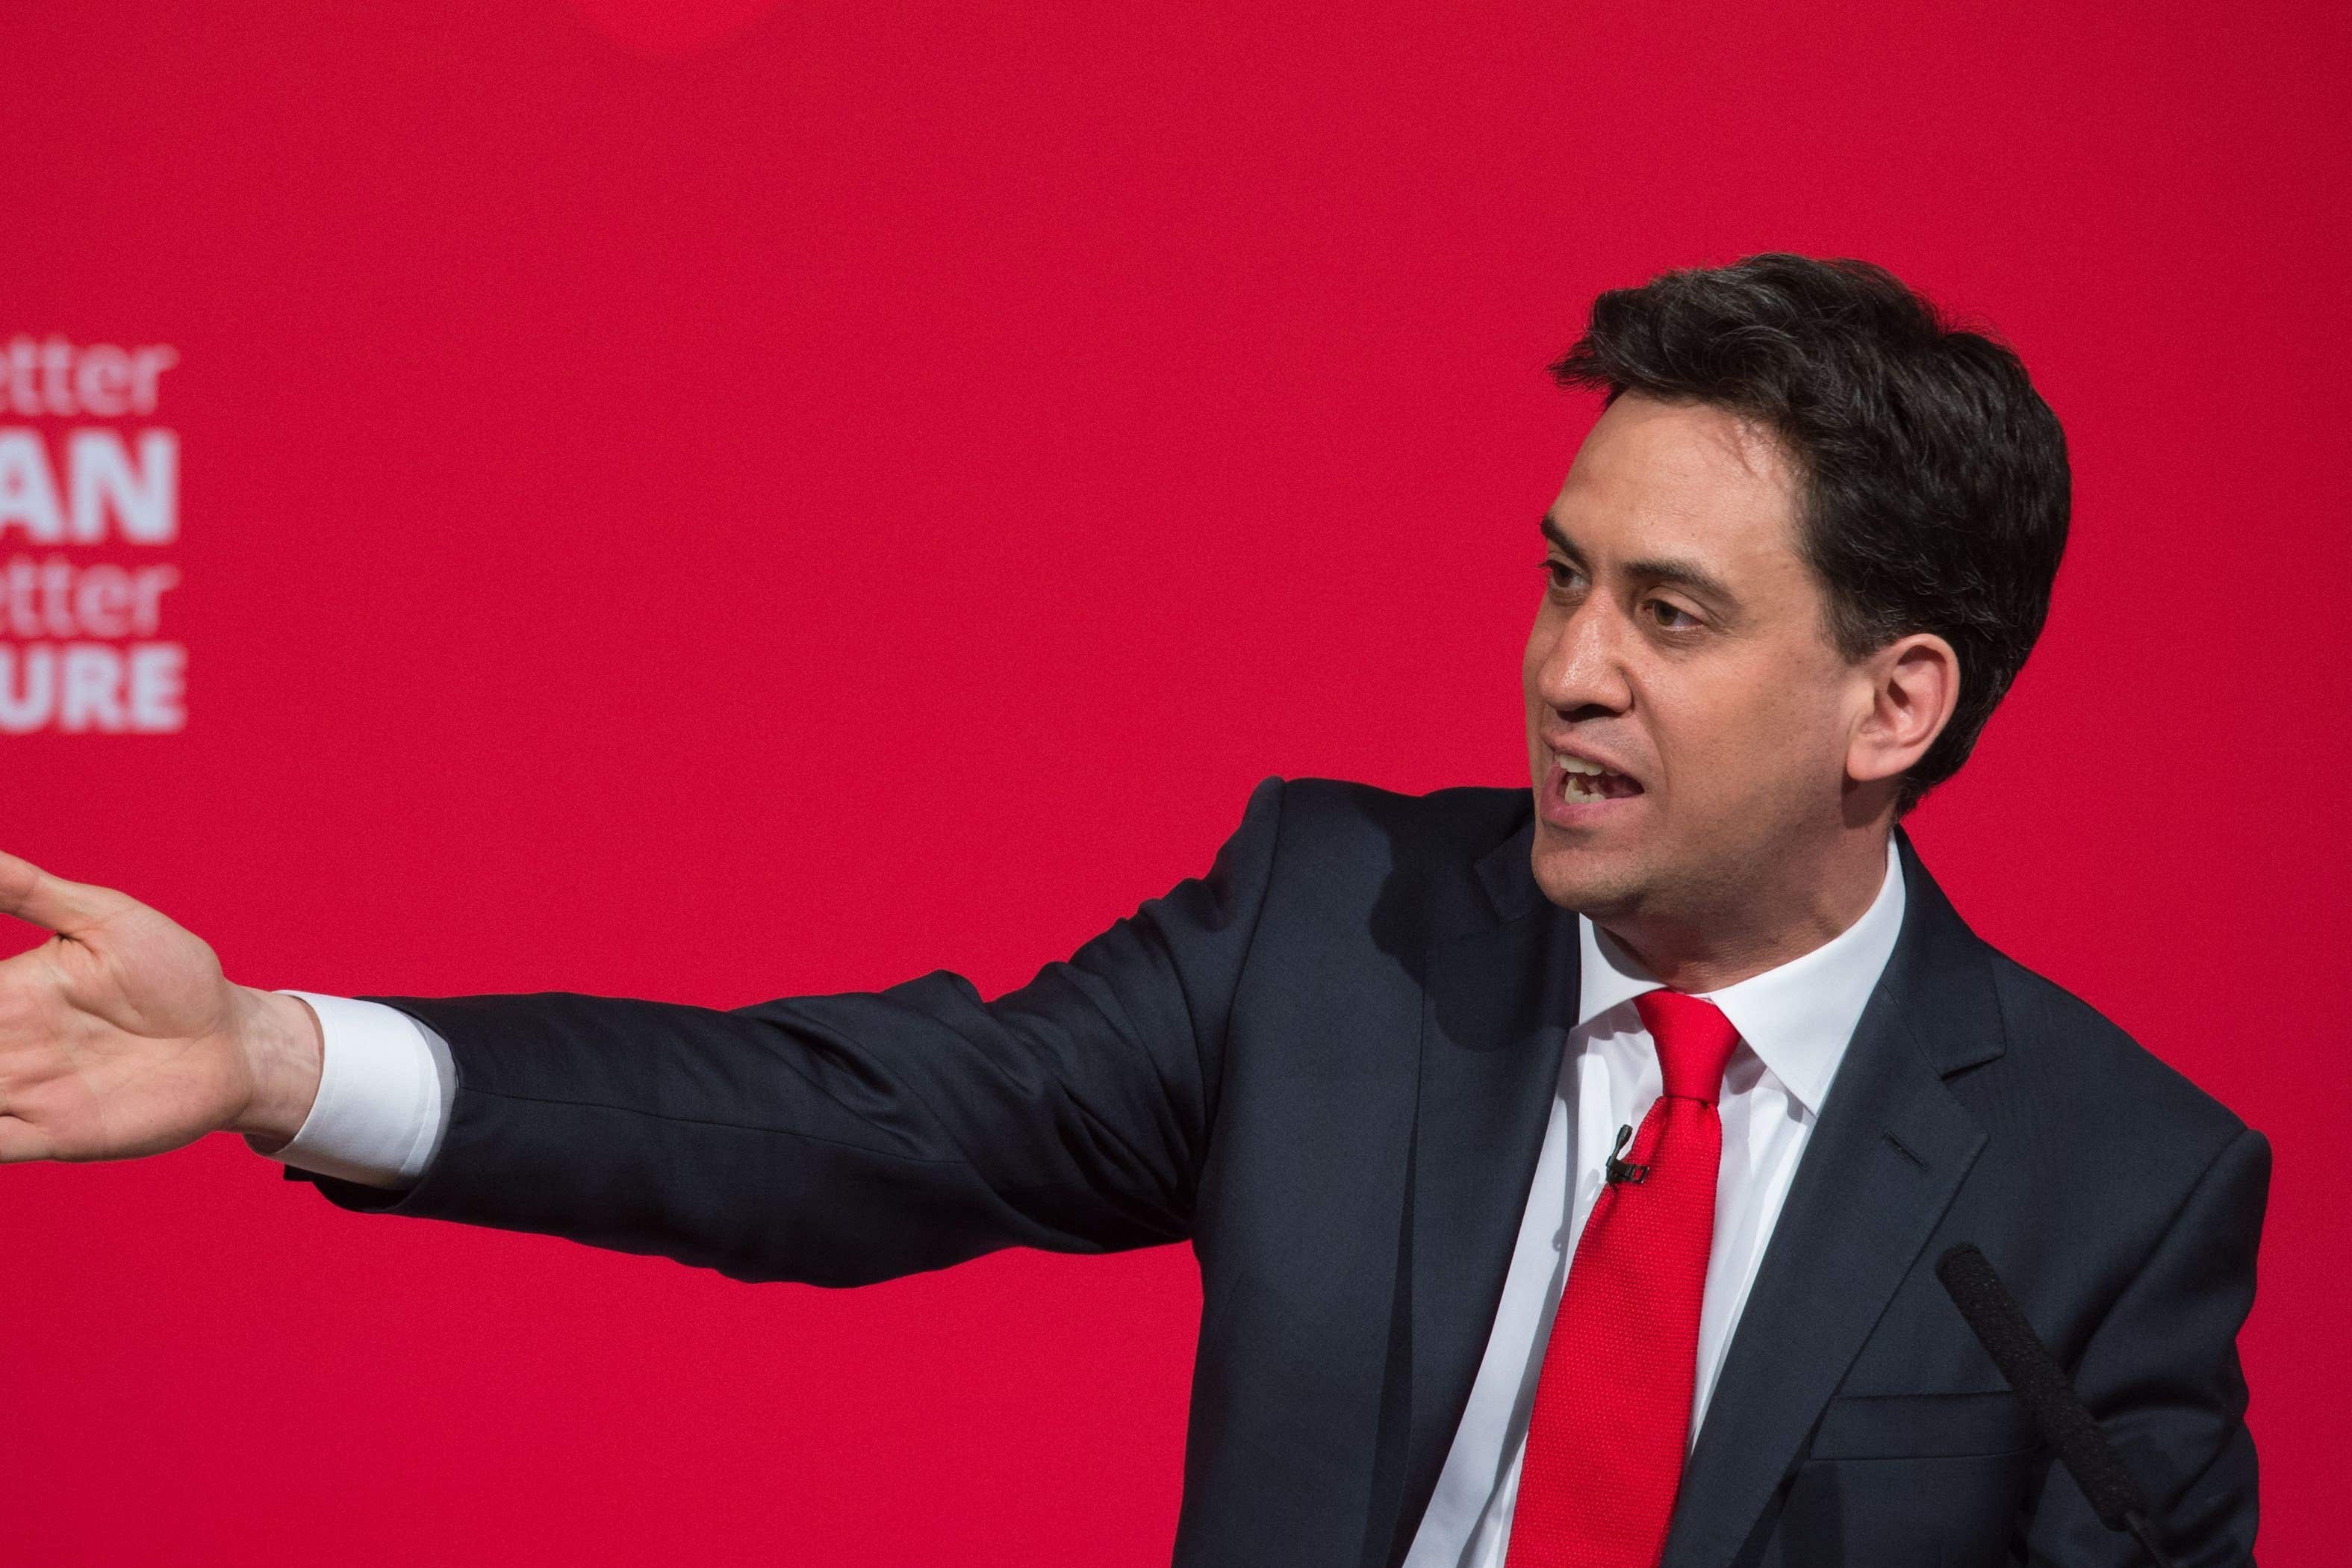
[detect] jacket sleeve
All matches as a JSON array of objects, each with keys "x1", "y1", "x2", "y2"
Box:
[
  {"x1": 2023, "y1": 1122, "x2": 2271, "y2": 1567},
  {"x1": 283, "y1": 774, "x2": 1289, "y2": 1287}
]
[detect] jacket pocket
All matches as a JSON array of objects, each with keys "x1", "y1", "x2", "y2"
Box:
[{"x1": 1807, "y1": 1390, "x2": 2041, "y2": 1460}]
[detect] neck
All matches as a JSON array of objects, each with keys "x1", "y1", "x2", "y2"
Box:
[{"x1": 1600, "y1": 828, "x2": 1894, "y2": 992}]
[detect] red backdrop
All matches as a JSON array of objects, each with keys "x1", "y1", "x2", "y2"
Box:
[{"x1": 4, "y1": 1, "x2": 2342, "y2": 1561}]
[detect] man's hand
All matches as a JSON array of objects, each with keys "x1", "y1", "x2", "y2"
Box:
[{"x1": 0, "y1": 851, "x2": 321, "y2": 1163}]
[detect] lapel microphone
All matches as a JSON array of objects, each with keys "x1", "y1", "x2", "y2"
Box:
[
  {"x1": 1935, "y1": 1243, "x2": 2180, "y2": 1568},
  {"x1": 1603, "y1": 1121, "x2": 1650, "y2": 1185}
]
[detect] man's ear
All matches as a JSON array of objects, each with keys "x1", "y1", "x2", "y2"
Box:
[{"x1": 1847, "y1": 632, "x2": 1960, "y2": 785}]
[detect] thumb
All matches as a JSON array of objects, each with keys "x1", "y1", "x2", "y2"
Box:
[{"x1": 0, "y1": 851, "x2": 121, "y2": 938}]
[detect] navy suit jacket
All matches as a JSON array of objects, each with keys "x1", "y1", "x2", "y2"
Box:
[{"x1": 294, "y1": 776, "x2": 2268, "y2": 1567}]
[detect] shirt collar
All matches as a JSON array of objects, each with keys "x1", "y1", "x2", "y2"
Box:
[{"x1": 1572, "y1": 833, "x2": 1907, "y2": 1116}]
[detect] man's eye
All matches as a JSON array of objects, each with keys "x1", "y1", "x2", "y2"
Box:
[
  {"x1": 1540, "y1": 559, "x2": 1580, "y2": 590},
  {"x1": 1647, "y1": 600, "x2": 1699, "y2": 629}
]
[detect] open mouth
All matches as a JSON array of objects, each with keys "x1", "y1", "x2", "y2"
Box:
[{"x1": 1557, "y1": 754, "x2": 1642, "y2": 800}]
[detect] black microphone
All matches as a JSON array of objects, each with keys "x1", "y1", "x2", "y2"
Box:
[{"x1": 1935, "y1": 1243, "x2": 2178, "y2": 1568}]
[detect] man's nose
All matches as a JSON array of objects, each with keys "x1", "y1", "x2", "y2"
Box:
[{"x1": 1533, "y1": 600, "x2": 1633, "y2": 716}]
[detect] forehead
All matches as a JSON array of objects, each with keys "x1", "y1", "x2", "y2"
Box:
[{"x1": 1548, "y1": 393, "x2": 1807, "y2": 573}]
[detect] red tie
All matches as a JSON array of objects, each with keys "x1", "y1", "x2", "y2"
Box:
[{"x1": 1503, "y1": 989, "x2": 1743, "y2": 1568}]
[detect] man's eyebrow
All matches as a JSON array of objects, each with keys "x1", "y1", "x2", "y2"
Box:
[
  {"x1": 1540, "y1": 512, "x2": 1742, "y2": 607},
  {"x1": 1538, "y1": 513, "x2": 1583, "y2": 561}
]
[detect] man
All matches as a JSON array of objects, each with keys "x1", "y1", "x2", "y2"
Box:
[{"x1": 0, "y1": 255, "x2": 2265, "y2": 1566}]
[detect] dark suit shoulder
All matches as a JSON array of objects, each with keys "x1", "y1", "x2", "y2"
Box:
[
  {"x1": 1978, "y1": 944, "x2": 2253, "y2": 1172},
  {"x1": 1270, "y1": 771, "x2": 1524, "y2": 883},
  {"x1": 1224, "y1": 776, "x2": 1534, "y2": 986},
  {"x1": 1271, "y1": 775, "x2": 1528, "y2": 868}
]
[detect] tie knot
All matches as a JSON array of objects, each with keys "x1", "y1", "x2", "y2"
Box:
[{"x1": 1635, "y1": 989, "x2": 1740, "y2": 1101}]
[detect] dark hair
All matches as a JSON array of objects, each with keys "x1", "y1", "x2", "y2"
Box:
[{"x1": 1548, "y1": 253, "x2": 2070, "y2": 817}]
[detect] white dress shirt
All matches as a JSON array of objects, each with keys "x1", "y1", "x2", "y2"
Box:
[{"x1": 264, "y1": 836, "x2": 1905, "y2": 1567}]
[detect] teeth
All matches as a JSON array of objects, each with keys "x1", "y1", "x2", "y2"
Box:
[{"x1": 1557, "y1": 755, "x2": 1606, "y2": 775}]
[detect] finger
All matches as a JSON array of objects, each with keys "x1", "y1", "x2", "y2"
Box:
[{"x1": 0, "y1": 850, "x2": 119, "y2": 938}]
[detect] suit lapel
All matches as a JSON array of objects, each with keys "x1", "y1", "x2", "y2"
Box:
[
  {"x1": 1381, "y1": 815, "x2": 1580, "y2": 1564},
  {"x1": 1659, "y1": 827, "x2": 2006, "y2": 1568}
]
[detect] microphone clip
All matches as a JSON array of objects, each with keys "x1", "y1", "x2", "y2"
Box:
[{"x1": 1604, "y1": 1122, "x2": 1650, "y2": 1186}]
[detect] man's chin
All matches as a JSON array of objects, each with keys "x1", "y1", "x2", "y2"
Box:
[{"x1": 1527, "y1": 832, "x2": 1644, "y2": 919}]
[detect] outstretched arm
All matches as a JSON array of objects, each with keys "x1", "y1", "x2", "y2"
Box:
[{"x1": 285, "y1": 774, "x2": 1292, "y2": 1285}]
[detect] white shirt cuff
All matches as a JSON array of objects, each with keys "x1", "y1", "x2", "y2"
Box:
[{"x1": 263, "y1": 992, "x2": 457, "y2": 1190}]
